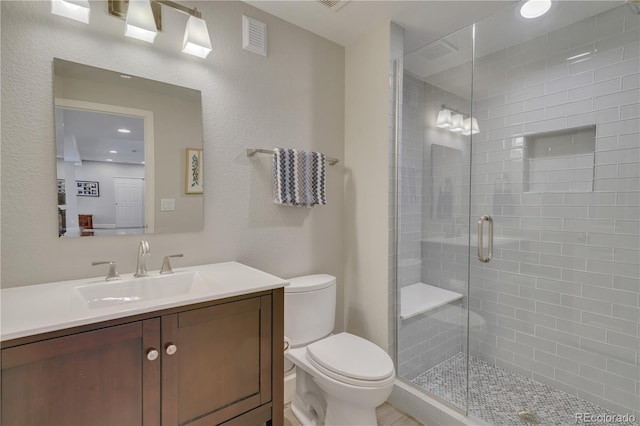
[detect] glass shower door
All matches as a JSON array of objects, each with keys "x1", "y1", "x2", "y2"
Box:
[
  {"x1": 468, "y1": 2, "x2": 640, "y2": 424},
  {"x1": 396, "y1": 24, "x2": 474, "y2": 414}
]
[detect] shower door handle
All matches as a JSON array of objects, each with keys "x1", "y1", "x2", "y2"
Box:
[{"x1": 477, "y1": 215, "x2": 493, "y2": 263}]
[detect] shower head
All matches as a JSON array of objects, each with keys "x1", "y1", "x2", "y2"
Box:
[{"x1": 627, "y1": 0, "x2": 640, "y2": 14}]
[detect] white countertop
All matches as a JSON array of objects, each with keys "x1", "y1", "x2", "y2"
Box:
[{"x1": 1, "y1": 262, "x2": 288, "y2": 342}]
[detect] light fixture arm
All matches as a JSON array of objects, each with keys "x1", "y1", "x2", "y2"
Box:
[
  {"x1": 106, "y1": 0, "x2": 212, "y2": 58},
  {"x1": 441, "y1": 104, "x2": 470, "y2": 118},
  {"x1": 155, "y1": 0, "x2": 201, "y2": 18},
  {"x1": 108, "y1": 0, "x2": 202, "y2": 31}
]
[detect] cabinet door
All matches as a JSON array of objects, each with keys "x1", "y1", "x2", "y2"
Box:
[
  {"x1": 1, "y1": 319, "x2": 161, "y2": 426},
  {"x1": 162, "y1": 296, "x2": 272, "y2": 426}
]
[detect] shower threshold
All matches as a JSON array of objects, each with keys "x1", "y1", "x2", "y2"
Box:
[{"x1": 411, "y1": 353, "x2": 638, "y2": 426}]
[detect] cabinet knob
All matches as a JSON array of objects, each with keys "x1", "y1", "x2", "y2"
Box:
[
  {"x1": 165, "y1": 344, "x2": 178, "y2": 356},
  {"x1": 146, "y1": 349, "x2": 159, "y2": 361}
]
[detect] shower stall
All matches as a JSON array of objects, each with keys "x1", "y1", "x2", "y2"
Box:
[{"x1": 394, "y1": 2, "x2": 639, "y2": 425}]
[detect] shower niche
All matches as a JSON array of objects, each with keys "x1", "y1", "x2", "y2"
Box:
[{"x1": 523, "y1": 125, "x2": 596, "y2": 193}]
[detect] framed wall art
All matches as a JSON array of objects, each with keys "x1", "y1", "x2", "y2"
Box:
[
  {"x1": 185, "y1": 148, "x2": 203, "y2": 194},
  {"x1": 76, "y1": 180, "x2": 100, "y2": 197}
]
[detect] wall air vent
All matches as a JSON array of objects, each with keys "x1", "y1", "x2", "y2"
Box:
[
  {"x1": 316, "y1": 0, "x2": 351, "y2": 12},
  {"x1": 242, "y1": 15, "x2": 267, "y2": 57}
]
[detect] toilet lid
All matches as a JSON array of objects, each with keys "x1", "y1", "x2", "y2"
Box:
[{"x1": 306, "y1": 333, "x2": 394, "y2": 383}]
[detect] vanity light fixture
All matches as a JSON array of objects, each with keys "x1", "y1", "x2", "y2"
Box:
[
  {"x1": 462, "y1": 117, "x2": 480, "y2": 136},
  {"x1": 436, "y1": 107, "x2": 452, "y2": 128},
  {"x1": 437, "y1": 104, "x2": 480, "y2": 136},
  {"x1": 182, "y1": 15, "x2": 213, "y2": 58},
  {"x1": 125, "y1": 0, "x2": 158, "y2": 43},
  {"x1": 450, "y1": 113, "x2": 464, "y2": 133},
  {"x1": 108, "y1": 0, "x2": 212, "y2": 58},
  {"x1": 50, "y1": 0, "x2": 90, "y2": 24}
]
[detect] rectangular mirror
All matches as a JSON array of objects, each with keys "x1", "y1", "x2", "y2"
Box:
[{"x1": 54, "y1": 59, "x2": 204, "y2": 237}]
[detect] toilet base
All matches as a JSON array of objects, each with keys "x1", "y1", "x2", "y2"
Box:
[
  {"x1": 284, "y1": 368, "x2": 296, "y2": 404},
  {"x1": 287, "y1": 345, "x2": 394, "y2": 426},
  {"x1": 324, "y1": 398, "x2": 378, "y2": 426}
]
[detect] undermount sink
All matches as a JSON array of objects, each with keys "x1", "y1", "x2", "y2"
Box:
[{"x1": 76, "y1": 271, "x2": 203, "y2": 309}]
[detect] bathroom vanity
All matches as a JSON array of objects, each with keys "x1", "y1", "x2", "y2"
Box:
[{"x1": 0, "y1": 262, "x2": 286, "y2": 426}]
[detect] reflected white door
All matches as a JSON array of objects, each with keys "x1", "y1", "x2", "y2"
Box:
[{"x1": 114, "y1": 177, "x2": 144, "y2": 228}]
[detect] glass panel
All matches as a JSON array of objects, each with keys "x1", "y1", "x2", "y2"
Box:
[
  {"x1": 470, "y1": 2, "x2": 640, "y2": 424},
  {"x1": 397, "y1": 24, "x2": 474, "y2": 413}
]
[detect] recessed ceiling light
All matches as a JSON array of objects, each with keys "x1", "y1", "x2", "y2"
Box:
[
  {"x1": 118, "y1": 128, "x2": 131, "y2": 134},
  {"x1": 109, "y1": 150, "x2": 118, "y2": 154},
  {"x1": 141, "y1": 161, "x2": 145, "y2": 165},
  {"x1": 520, "y1": 0, "x2": 551, "y2": 19},
  {"x1": 106, "y1": 159, "x2": 113, "y2": 162},
  {"x1": 120, "y1": 74, "x2": 132, "y2": 79}
]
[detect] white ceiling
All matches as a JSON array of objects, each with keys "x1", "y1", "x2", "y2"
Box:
[
  {"x1": 245, "y1": 0, "x2": 518, "y2": 51},
  {"x1": 246, "y1": 0, "x2": 625, "y2": 87},
  {"x1": 56, "y1": 108, "x2": 145, "y2": 164}
]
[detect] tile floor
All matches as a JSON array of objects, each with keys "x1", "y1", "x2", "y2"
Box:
[
  {"x1": 284, "y1": 402, "x2": 423, "y2": 426},
  {"x1": 412, "y1": 353, "x2": 638, "y2": 426}
]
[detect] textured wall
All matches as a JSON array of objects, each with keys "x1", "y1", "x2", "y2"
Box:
[{"x1": 1, "y1": 0, "x2": 345, "y2": 333}]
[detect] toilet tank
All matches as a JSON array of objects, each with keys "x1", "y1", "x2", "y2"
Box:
[{"x1": 285, "y1": 274, "x2": 336, "y2": 347}]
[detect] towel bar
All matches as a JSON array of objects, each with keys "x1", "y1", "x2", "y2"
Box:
[{"x1": 246, "y1": 148, "x2": 339, "y2": 165}]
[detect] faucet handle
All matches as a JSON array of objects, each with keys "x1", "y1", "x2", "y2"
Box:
[
  {"x1": 160, "y1": 254, "x2": 183, "y2": 275},
  {"x1": 92, "y1": 261, "x2": 120, "y2": 281}
]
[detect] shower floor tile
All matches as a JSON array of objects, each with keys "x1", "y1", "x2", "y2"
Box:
[{"x1": 411, "y1": 353, "x2": 638, "y2": 426}]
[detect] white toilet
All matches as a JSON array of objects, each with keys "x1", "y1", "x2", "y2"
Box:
[{"x1": 285, "y1": 274, "x2": 395, "y2": 426}]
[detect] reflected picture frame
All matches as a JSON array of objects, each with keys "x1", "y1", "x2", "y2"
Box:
[
  {"x1": 76, "y1": 180, "x2": 100, "y2": 197},
  {"x1": 185, "y1": 148, "x2": 203, "y2": 194}
]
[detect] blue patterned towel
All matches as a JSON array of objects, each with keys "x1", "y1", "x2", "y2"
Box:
[{"x1": 273, "y1": 148, "x2": 327, "y2": 207}]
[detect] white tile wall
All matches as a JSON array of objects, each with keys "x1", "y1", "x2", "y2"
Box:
[
  {"x1": 466, "y1": 4, "x2": 640, "y2": 417},
  {"x1": 396, "y1": 3, "x2": 639, "y2": 418}
]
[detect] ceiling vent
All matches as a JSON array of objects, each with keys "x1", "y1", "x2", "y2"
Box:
[
  {"x1": 419, "y1": 40, "x2": 458, "y2": 61},
  {"x1": 242, "y1": 15, "x2": 267, "y2": 57},
  {"x1": 316, "y1": 0, "x2": 350, "y2": 12}
]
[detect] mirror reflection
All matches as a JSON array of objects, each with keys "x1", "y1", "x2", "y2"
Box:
[
  {"x1": 431, "y1": 144, "x2": 466, "y2": 237},
  {"x1": 54, "y1": 59, "x2": 204, "y2": 237}
]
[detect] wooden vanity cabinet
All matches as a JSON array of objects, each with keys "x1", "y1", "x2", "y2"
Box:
[
  {"x1": 1, "y1": 289, "x2": 284, "y2": 426},
  {"x1": 1, "y1": 320, "x2": 160, "y2": 425}
]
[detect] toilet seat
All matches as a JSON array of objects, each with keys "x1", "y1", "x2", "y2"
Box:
[{"x1": 305, "y1": 333, "x2": 395, "y2": 388}]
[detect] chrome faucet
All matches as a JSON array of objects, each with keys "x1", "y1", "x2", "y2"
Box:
[
  {"x1": 134, "y1": 240, "x2": 150, "y2": 278},
  {"x1": 92, "y1": 261, "x2": 120, "y2": 281},
  {"x1": 160, "y1": 254, "x2": 184, "y2": 275}
]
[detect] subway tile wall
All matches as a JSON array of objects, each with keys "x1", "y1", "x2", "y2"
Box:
[
  {"x1": 397, "y1": 72, "x2": 473, "y2": 381},
  {"x1": 396, "y1": 3, "x2": 639, "y2": 418},
  {"x1": 467, "y1": 5, "x2": 639, "y2": 417}
]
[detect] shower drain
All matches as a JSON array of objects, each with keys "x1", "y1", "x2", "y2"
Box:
[{"x1": 518, "y1": 410, "x2": 541, "y2": 424}]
